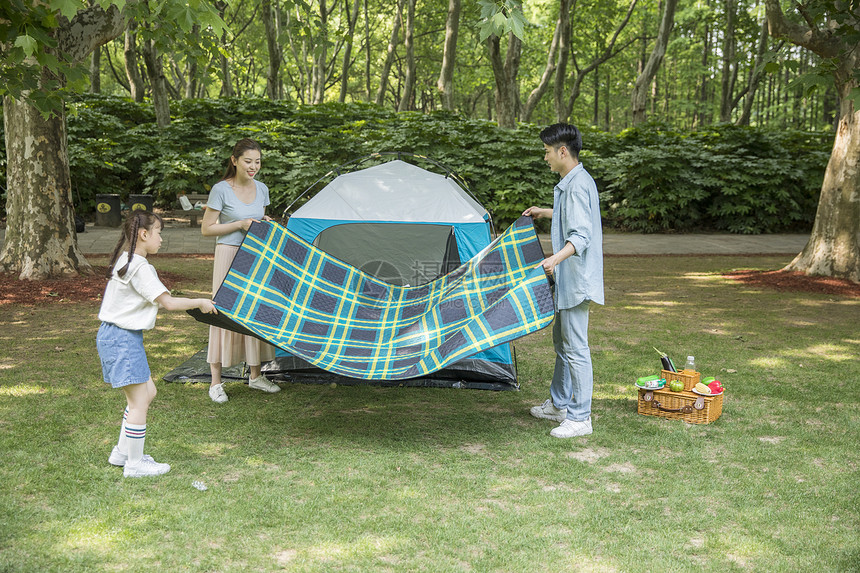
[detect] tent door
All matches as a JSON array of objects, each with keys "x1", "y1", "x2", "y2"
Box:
[{"x1": 314, "y1": 222, "x2": 460, "y2": 286}]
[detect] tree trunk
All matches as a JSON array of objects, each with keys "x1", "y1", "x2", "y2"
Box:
[
  {"x1": 695, "y1": 3, "x2": 710, "y2": 127},
  {"x1": 785, "y1": 85, "x2": 860, "y2": 281},
  {"x1": 0, "y1": 4, "x2": 125, "y2": 280},
  {"x1": 0, "y1": 94, "x2": 91, "y2": 279},
  {"x1": 141, "y1": 38, "x2": 171, "y2": 127},
  {"x1": 339, "y1": 0, "x2": 362, "y2": 103},
  {"x1": 737, "y1": 17, "x2": 770, "y2": 126},
  {"x1": 719, "y1": 0, "x2": 737, "y2": 122},
  {"x1": 185, "y1": 34, "x2": 199, "y2": 99},
  {"x1": 436, "y1": 0, "x2": 461, "y2": 110},
  {"x1": 561, "y1": 0, "x2": 637, "y2": 122},
  {"x1": 311, "y1": 0, "x2": 328, "y2": 104},
  {"x1": 631, "y1": 0, "x2": 677, "y2": 124},
  {"x1": 488, "y1": 32, "x2": 522, "y2": 129},
  {"x1": 124, "y1": 25, "x2": 145, "y2": 102},
  {"x1": 89, "y1": 46, "x2": 101, "y2": 93},
  {"x1": 553, "y1": 0, "x2": 573, "y2": 121},
  {"x1": 364, "y1": 0, "x2": 372, "y2": 100},
  {"x1": 263, "y1": 0, "x2": 281, "y2": 100},
  {"x1": 397, "y1": 0, "x2": 416, "y2": 111},
  {"x1": 375, "y1": 0, "x2": 406, "y2": 106},
  {"x1": 521, "y1": 9, "x2": 561, "y2": 123},
  {"x1": 763, "y1": 0, "x2": 860, "y2": 281}
]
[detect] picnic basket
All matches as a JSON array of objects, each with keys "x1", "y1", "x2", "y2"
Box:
[{"x1": 637, "y1": 386, "x2": 723, "y2": 424}]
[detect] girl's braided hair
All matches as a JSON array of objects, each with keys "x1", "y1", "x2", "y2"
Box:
[{"x1": 106, "y1": 210, "x2": 164, "y2": 279}]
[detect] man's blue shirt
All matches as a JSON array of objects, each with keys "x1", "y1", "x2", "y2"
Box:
[{"x1": 550, "y1": 163, "x2": 605, "y2": 309}]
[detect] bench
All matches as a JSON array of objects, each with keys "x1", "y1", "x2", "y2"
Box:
[{"x1": 171, "y1": 193, "x2": 209, "y2": 227}]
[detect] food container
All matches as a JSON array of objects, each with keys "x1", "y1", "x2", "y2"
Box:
[
  {"x1": 661, "y1": 369, "x2": 701, "y2": 392},
  {"x1": 637, "y1": 386, "x2": 723, "y2": 424}
]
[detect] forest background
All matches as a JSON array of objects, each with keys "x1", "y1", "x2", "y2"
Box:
[{"x1": 0, "y1": 0, "x2": 839, "y2": 229}]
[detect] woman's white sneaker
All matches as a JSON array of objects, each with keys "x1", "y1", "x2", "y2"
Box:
[
  {"x1": 209, "y1": 384, "x2": 228, "y2": 403},
  {"x1": 249, "y1": 375, "x2": 280, "y2": 393}
]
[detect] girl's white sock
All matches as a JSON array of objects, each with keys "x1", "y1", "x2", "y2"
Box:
[
  {"x1": 116, "y1": 407, "x2": 130, "y2": 454},
  {"x1": 125, "y1": 424, "x2": 146, "y2": 465}
]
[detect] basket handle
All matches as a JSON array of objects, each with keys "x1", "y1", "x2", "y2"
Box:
[{"x1": 642, "y1": 391, "x2": 705, "y2": 412}]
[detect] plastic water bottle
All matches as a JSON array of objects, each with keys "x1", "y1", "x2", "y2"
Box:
[{"x1": 684, "y1": 356, "x2": 696, "y2": 373}]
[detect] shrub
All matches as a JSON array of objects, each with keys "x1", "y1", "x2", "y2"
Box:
[{"x1": 0, "y1": 96, "x2": 833, "y2": 234}]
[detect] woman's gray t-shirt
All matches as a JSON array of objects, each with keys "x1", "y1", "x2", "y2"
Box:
[{"x1": 207, "y1": 180, "x2": 270, "y2": 246}]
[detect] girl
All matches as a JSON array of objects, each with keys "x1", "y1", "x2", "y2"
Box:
[
  {"x1": 98, "y1": 211, "x2": 216, "y2": 478},
  {"x1": 201, "y1": 138, "x2": 279, "y2": 403}
]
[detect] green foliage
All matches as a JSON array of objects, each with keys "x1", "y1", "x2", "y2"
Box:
[
  {"x1": 0, "y1": 97, "x2": 833, "y2": 233},
  {"x1": 596, "y1": 123, "x2": 831, "y2": 233},
  {"x1": 0, "y1": 0, "x2": 226, "y2": 118},
  {"x1": 478, "y1": 0, "x2": 528, "y2": 41}
]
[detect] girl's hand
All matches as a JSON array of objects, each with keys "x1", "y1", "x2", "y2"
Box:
[
  {"x1": 262, "y1": 215, "x2": 273, "y2": 222},
  {"x1": 239, "y1": 218, "x2": 256, "y2": 232},
  {"x1": 199, "y1": 299, "x2": 217, "y2": 314}
]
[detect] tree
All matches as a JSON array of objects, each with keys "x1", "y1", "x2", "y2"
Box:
[
  {"x1": 0, "y1": 0, "x2": 225, "y2": 280},
  {"x1": 397, "y1": 0, "x2": 417, "y2": 111},
  {"x1": 560, "y1": 0, "x2": 638, "y2": 122},
  {"x1": 375, "y1": 0, "x2": 406, "y2": 106},
  {"x1": 736, "y1": 17, "x2": 773, "y2": 126},
  {"x1": 339, "y1": 0, "x2": 362, "y2": 103},
  {"x1": 719, "y1": 0, "x2": 737, "y2": 122},
  {"x1": 436, "y1": 0, "x2": 461, "y2": 110},
  {"x1": 123, "y1": 21, "x2": 146, "y2": 101},
  {"x1": 764, "y1": 1, "x2": 860, "y2": 282},
  {"x1": 0, "y1": 3, "x2": 126, "y2": 280},
  {"x1": 631, "y1": 0, "x2": 678, "y2": 125},
  {"x1": 262, "y1": 0, "x2": 282, "y2": 100},
  {"x1": 480, "y1": 0, "x2": 527, "y2": 128},
  {"x1": 521, "y1": 0, "x2": 568, "y2": 123}
]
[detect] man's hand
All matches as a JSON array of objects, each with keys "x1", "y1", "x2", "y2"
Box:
[{"x1": 523, "y1": 206, "x2": 551, "y2": 219}]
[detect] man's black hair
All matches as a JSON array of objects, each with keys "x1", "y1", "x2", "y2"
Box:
[{"x1": 539, "y1": 123, "x2": 582, "y2": 160}]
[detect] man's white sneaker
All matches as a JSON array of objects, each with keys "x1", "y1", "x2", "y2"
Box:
[
  {"x1": 530, "y1": 399, "x2": 566, "y2": 422},
  {"x1": 550, "y1": 418, "x2": 593, "y2": 438},
  {"x1": 109, "y1": 446, "x2": 154, "y2": 467},
  {"x1": 209, "y1": 384, "x2": 228, "y2": 403},
  {"x1": 123, "y1": 458, "x2": 171, "y2": 478},
  {"x1": 249, "y1": 375, "x2": 280, "y2": 393}
]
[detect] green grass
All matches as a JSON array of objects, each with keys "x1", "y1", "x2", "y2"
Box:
[{"x1": 1, "y1": 255, "x2": 858, "y2": 572}]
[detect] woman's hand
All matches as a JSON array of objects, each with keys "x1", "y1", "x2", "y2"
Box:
[{"x1": 238, "y1": 218, "x2": 258, "y2": 232}]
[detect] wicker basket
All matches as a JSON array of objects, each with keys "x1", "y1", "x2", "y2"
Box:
[
  {"x1": 637, "y1": 387, "x2": 722, "y2": 424},
  {"x1": 662, "y1": 369, "x2": 701, "y2": 392}
]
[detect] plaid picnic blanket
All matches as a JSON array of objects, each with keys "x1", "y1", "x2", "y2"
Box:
[{"x1": 191, "y1": 216, "x2": 554, "y2": 380}]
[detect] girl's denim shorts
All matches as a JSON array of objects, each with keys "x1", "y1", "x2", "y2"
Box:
[{"x1": 97, "y1": 322, "x2": 151, "y2": 388}]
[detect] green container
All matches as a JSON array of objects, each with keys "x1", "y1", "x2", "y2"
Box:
[{"x1": 95, "y1": 194, "x2": 121, "y2": 227}]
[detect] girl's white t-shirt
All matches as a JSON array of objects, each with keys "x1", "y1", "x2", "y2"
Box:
[{"x1": 98, "y1": 252, "x2": 168, "y2": 331}]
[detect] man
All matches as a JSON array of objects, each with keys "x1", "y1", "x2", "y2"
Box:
[{"x1": 523, "y1": 123, "x2": 604, "y2": 438}]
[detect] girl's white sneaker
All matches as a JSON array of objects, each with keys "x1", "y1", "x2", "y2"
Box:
[{"x1": 123, "y1": 458, "x2": 171, "y2": 478}]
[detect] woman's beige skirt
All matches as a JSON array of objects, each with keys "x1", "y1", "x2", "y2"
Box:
[{"x1": 207, "y1": 243, "x2": 277, "y2": 368}]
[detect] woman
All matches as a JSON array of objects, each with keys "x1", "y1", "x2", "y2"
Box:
[{"x1": 201, "y1": 138, "x2": 280, "y2": 403}]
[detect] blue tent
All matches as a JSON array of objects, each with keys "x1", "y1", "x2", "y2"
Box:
[{"x1": 262, "y1": 156, "x2": 522, "y2": 390}]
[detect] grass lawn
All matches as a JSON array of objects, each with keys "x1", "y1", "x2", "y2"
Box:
[{"x1": 1, "y1": 254, "x2": 858, "y2": 572}]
